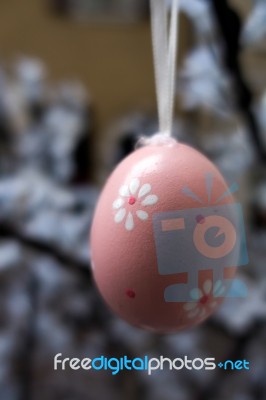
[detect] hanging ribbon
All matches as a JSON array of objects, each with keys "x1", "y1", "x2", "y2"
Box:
[{"x1": 150, "y1": 0, "x2": 179, "y2": 137}]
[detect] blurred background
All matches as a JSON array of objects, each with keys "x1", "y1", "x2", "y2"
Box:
[{"x1": 0, "y1": 0, "x2": 266, "y2": 399}]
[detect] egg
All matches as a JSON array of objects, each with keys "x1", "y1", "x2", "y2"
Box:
[{"x1": 90, "y1": 141, "x2": 242, "y2": 333}]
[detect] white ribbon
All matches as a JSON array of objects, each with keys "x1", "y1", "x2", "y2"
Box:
[{"x1": 150, "y1": 0, "x2": 179, "y2": 137}]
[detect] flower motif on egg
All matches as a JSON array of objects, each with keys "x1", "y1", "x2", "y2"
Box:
[
  {"x1": 183, "y1": 280, "x2": 226, "y2": 320},
  {"x1": 112, "y1": 178, "x2": 158, "y2": 231}
]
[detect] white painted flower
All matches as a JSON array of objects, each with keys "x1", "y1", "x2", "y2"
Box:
[
  {"x1": 183, "y1": 280, "x2": 226, "y2": 320},
  {"x1": 112, "y1": 178, "x2": 158, "y2": 231}
]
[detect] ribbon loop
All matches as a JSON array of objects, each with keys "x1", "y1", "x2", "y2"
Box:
[{"x1": 150, "y1": 0, "x2": 179, "y2": 136}]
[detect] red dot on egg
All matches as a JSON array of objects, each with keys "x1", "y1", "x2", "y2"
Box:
[
  {"x1": 196, "y1": 215, "x2": 205, "y2": 224},
  {"x1": 199, "y1": 295, "x2": 209, "y2": 305},
  {"x1": 126, "y1": 289, "x2": 136, "y2": 298},
  {"x1": 128, "y1": 196, "x2": 136, "y2": 205}
]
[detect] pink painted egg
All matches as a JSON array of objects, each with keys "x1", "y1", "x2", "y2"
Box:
[{"x1": 90, "y1": 142, "x2": 242, "y2": 333}]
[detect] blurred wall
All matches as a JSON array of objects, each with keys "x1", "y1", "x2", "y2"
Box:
[
  {"x1": 0, "y1": 0, "x2": 153, "y2": 132},
  {"x1": 0, "y1": 0, "x2": 192, "y2": 134}
]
